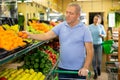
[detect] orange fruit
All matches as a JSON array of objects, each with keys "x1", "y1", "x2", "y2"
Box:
[{"x1": 18, "y1": 31, "x2": 23, "y2": 37}]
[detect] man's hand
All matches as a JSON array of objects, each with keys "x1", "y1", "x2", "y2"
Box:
[
  {"x1": 22, "y1": 31, "x2": 31, "y2": 38},
  {"x1": 78, "y1": 67, "x2": 89, "y2": 76},
  {"x1": 99, "y1": 34, "x2": 103, "y2": 37}
]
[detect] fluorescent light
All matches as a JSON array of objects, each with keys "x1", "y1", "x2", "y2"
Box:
[
  {"x1": 76, "y1": 0, "x2": 101, "y2": 1},
  {"x1": 76, "y1": 0, "x2": 92, "y2": 1}
]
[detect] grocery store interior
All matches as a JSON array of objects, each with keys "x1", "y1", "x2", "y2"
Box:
[{"x1": 0, "y1": 0, "x2": 120, "y2": 80}]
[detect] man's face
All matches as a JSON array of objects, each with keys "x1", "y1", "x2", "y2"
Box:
[{"x1": 65, "y1": 6, "x2": 80, "y2": 24}]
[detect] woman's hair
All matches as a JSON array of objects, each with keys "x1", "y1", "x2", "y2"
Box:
[
  {"x1": 94, "y1": 14, "x2": 102, "y2": 19},
  {"x1": 68, "y1": 3, "x2": 81, "y2": 14}
]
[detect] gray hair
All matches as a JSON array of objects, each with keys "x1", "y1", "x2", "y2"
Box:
[{"x1": 67, "y1": 3, "x2": 81, "y2": 14}]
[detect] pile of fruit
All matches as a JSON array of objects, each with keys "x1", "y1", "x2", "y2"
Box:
[
  {"x1": 2, "y1": 24, "x2": 19, "y2": 33},
  {"x1": 0, "y1": 68, "x2": 45, "y2": 80},
  {"x1": 0, "y1": 27, "x2": 26, "y2": 51},
  {"x1": 42, "y1": 46, "x2": 57, "y2": 65},
  {"x1": 27, "y1": 20, "x2": 53, "y2": 33},
  {"x1": 21, "y1": 45, "x2": 58, "y2": 75}
]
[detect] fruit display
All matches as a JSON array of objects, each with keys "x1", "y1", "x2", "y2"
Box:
[
  {"x1": 27, "y1": 20, "x2": 53, "y2": 33},
  {"x1": 2, "y1": 24, "x2": 19, "y2": 33},
  {"x1": 21, "y1": 45, "x2": 58, "y2": 75},
  {"x1": 0, "y1": 19, "x2": 60, "y2": 80},
  {"x1": 0, "y1": 68, "x2": 45, "y2": 80},
  {"x1": 0, "y1": 26, "x2": 26, "y2": 51},
  {"x1": 24, "y1": 20, "x2": 54, "y2": 44},
  {"x1": 18, "y1": 31, "x2": 28, "y2": 39},
  {"x1": 0, "y1": 39, "x2": 59, "y2": 80},
  {"x1": 41, "y1": 46, "x2": 58, "y2": 65}
]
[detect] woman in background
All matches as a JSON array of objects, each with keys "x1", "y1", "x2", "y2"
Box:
[{"x1": 89, "y1": 14, "x2": 106, "y2": 79}]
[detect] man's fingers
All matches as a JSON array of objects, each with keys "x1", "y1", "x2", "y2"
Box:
[{"x1": 78, "y1": 69, "x2": 89, "y2": 76}]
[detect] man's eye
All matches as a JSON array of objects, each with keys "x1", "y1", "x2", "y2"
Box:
[
  {"x1": 69, "y1": 12, "x2": 74, "y2": 15},
  {"x1": 69, "y1": 12, "x2": 72, "y2": 15},
  {"x1": 66, "y1": 11, "x2": 74, "y2": 15}
]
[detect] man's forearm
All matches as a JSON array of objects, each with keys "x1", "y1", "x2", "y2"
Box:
[
  {"x1": 84, "y1": 42, "x2": 94, "y2": 69},
  {"x1": 28, "y1": 30, "x2": 57, "y2": 41},
  {"x1": 29, "y1": 33, "x2": 49, "y2": 41}
]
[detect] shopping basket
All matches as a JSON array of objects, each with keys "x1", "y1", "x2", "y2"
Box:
[{"x1": 102, "y1": 40, "x2": 114, "y2": 54}]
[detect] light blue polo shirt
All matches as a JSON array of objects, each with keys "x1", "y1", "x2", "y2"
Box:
[
  {"x1": 52, "y1": 21, "x2": 93, "y2": 70},
  {"x1": 88, "y1": 24, "x2": 106, "y2": 45}
]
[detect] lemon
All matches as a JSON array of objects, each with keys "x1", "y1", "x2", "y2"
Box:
[
  {"x1": 29, "y1": 69, "x2": 34, "y2": 74},
  {"x1": 25, "y1": 69, "x2": 29, "y2": 73},
  {"x1": 10, "y1": 73, "x2": 16, "y2": 77},
  {"x1": 37, "y1": 72, "x2": 42, "y2": 79},
  {"x1": 40, "y1": 75, "x2": 45, "y2": 80}
]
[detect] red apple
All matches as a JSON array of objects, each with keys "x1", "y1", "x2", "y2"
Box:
[{"x1": 0, "y1": 77, "x2": 7, "y2": 80}]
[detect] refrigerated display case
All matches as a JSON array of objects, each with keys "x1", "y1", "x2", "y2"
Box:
[{"x1": 0, "y1": 0, "x2": 18, "y2": 18}]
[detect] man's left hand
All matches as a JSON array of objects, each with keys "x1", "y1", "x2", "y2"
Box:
[{"x1": 78, "y1": 68, "x2": 89, "y2": 76}]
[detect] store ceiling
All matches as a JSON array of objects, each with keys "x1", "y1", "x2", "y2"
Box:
[
  {"x1": 75, "y1": 0, "x2": 120, "y2": 1},
  {"x1": 75, "y1": 0, "x2": 101, "y2": 1}
]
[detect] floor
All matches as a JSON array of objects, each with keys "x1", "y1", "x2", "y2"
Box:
[
  {"x1": 88, "y1": 54, "x2": 118, "y2": 80},
  {"x1": 89, "y1": 71, "x2": 108, "y2": 80}
]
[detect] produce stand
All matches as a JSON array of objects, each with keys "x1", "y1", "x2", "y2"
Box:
[
  {"x1": 118, "y1": 28, "x2": 120, "y2": 80},
  {"x1": 0, "y1": 39, "x2": 60, "y2": 80},
  {"x1": 0, "y1": 41, "x2": 48, "y2": 65}
]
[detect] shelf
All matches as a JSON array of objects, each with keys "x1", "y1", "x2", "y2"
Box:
[{"x1": 0, "y1": 41, "x2": 48, "y2": 65}]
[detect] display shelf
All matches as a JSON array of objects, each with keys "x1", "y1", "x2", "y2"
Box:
[
  {"x1": 0, "y1": 41, "x2": 48, "y2": 65},
  {"x1": 106, "y1": 27, "x2": 120, "y2": 79},
  {"x1": 45, "y1": 58, "x2": 59, "y2": 80},
  {"x1": 106, "y1": 28, "x2": 119, "y2": 61},
  {"x1": 118, "y1": 28, "x2": 120, "y2": 80}
]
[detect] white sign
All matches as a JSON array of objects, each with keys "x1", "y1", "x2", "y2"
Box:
[{"x1": 108, "y1": 13, "x2": 115, "y2": 27}]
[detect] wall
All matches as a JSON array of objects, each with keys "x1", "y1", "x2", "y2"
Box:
[
  {"x1": 18, "y1": 2, "x2": 46, "y2": 29},
  {"x1": 61, "y1": 0, "x2": 120, "y2": 30},
  {"x1": 18, "y1": 0, "x2": 120, "y2": 30},
  {"x1": 52, "y1": 0, "x2": 120, "y2": 30}
]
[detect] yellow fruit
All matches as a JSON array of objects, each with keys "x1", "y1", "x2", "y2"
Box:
[
  {"x1": 10, "y1": 73, "x2": 16, "y2": 77},
  {"x1": 37, "y1": 72, "x2": 42, "y2": 79},
  {"x1": 0, "y1": 69, "x2": 11, "y2": 78},
  {"x1": 5, "y1": 69, "x2": 16, "y2": 78},
  {"x1": 28, "y1": 72, "x2": 37, "y2": 80},
  {"x1": 29, "y1": 69, "x2": 35, "y2": 74},
  {"x1": 13, "y1": 75, "x2": 21, "y2": 80},
  {"x1": 19, "y1": 73, "x2": 30, "y2": 80},
  {"x1": 15, "y1": 69, "x2": 24, "y2": 75},
  {"x1": 8, "y1": 77, "x2": 14, "y2": 80},
  {"x1": 40, "y1": 75, "x2": 45, "y2": 80},
  {"x1": 25, "y1": 69, "x2": 29, "y2": 73}
]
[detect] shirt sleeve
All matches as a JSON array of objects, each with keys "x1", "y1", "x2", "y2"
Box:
[
  {"x1": 101, "y1": 25, "x2": 106, "y2": 37},
  {"x1": 52, "y1": 24, "x2": 61, "y2": 36},
  {"x1": 84, "y1": 26, "x2": 93, "y2": 42}
]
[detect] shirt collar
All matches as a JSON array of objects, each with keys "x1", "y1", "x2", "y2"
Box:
[{"x1": 64, "y1": 21, "x2": 84, "y2": 28}]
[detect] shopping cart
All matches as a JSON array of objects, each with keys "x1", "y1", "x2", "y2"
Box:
[
  {"x1": 52, "y1": 70, "x2": 91, "y2": 80},
  {"x1": 45, "y1": 59, "x2": 91, "y2": 80}
]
